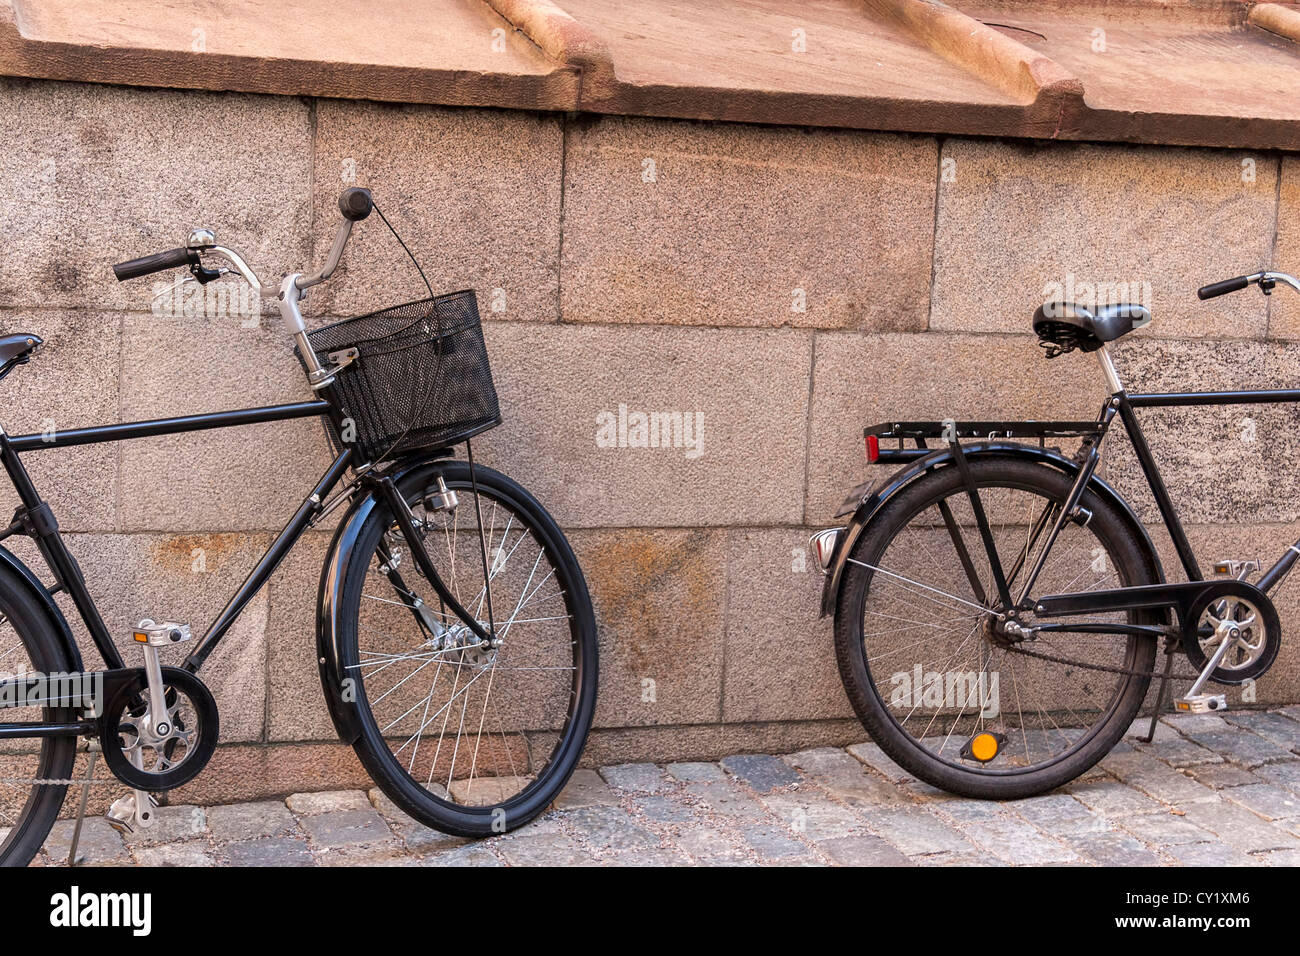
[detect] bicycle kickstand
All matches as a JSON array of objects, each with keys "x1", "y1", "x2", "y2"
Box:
[
  {"x1": 66, "y1": 740, "x2": 100, "y2": 867},
  {"x1": 1139, "y1": 648, "x2": 1177, "y2": 744}
]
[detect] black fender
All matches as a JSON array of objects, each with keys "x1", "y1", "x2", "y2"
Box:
[
  {"x1": 0, "y1": 545, "x2": 84, "y2": 671},
  {"x1": 818, "y1": 442, "x2": 1165, "y2": 617},
  {"x1": 316, "y1": 455, "x2": 451, "y2": 744}
]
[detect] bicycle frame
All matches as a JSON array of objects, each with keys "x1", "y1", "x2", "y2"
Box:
[
  {"x1": 0, "y1": 401, "x2": 353, "y2": 674},
  {"x1": 1031, "y1": 375, "x2": 1300, "y2": 620},
  {"x1": 0, "y1": 397, "x2": 499, "y2": 744},
  {"x1": 862, "y1": 344, "x2": 1300, "y2": 621},
  {"x1": 0, "y1": 191, "x2": 519, "y2": 825}
]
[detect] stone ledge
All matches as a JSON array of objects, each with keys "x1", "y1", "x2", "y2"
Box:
[{"x1": 1, "y1": 0, "x2": 1298, "y2": 150}]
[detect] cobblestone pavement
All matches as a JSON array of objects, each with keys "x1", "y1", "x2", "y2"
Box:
[{"x1": 34, "y1": 709, "x2": 1300, "y2": 866}]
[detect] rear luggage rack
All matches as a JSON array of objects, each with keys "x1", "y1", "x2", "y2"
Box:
[{"x1": 864, "y1": 420, "x2": 1102, "y2": 464}]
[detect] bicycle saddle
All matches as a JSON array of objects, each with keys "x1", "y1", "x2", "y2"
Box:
[
  {"x1": 1033, "y1": 301, "x2": 1151, "y2": 356},
  {"x1": 0, "y1": 332, "x2": 42, "y2": 368}
]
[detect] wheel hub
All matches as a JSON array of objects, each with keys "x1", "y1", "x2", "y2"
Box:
[
  {"x1": 982, "y1": 613, "x2": 1031, "y2": 648},
  {"x1": 431, "y1": 622, "x2": 498, "y2": 667}
]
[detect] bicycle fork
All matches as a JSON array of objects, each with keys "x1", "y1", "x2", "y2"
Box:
[{"x1": 371, "y1": 475, "x2": 498, "y2": 650}]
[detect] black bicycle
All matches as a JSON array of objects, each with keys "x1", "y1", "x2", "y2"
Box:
[
  {"x1": 814, "y1": 269, "x2": 1299, "y2": 799},
  {"x1": 0, "y1": 188, "x2": 597, "y2": 865}
]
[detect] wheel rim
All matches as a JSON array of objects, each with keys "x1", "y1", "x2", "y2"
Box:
[
  {"x1": 350, "y1": 477, "x2": 583, "y2": 813},
  {"x1": 855, "y1": 476, "x2": 1150, "y2": 777}
]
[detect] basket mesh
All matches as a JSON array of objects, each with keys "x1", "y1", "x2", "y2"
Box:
[{"x1": 300, "y1": 290, "x2": 500, "y2": 463}]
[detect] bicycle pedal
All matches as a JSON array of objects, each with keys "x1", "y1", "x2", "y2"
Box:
[
  {"x1": 1175, "y1": 693, "x2": 1228, "y2": 714},
  {"x1": 131, "y1": 619, "x2": 192, "y2": 647},
  {"x1": 1212, "y1": 559, "x2": 1260, "y2": 579},
  {"x1": 104, "y1": 791, "x2": 159, "y2": 834}
]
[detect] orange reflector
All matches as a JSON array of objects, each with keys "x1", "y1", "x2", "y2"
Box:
[
  {"x1": 969, "y1": 732, "x2": 999, "y2": 762},
  {"x1": 133, "y1": 631, "x2": 148, "y2": 643}
]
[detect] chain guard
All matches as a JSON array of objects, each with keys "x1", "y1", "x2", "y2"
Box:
[
  {"x1": 100, "y1": 666, "x2": 218, "y2": 791},
  {"x1": 1180, "y1": 580, "x2": 1280, "y2": 685}
]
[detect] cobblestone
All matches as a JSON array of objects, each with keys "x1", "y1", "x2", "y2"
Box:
[
  {"x1": 1067, "y1": 831, "x2": 1162, "y2": 866},
  {"x1": 554, "y1": 769, "x2": 621, "y2": 810},
  {"x1": 1223, "y1": 783, "x2": 1300, "y2": 821},
  {"x1": 299, "y1": 809, "x2": 393, "y2": 848},
  {"x1": 720, "y1": 754, "x2": 801, "y2": 792},
  {"x1": 206, "y1": 801, "x2": 298, "y2": 843},
  {"x1": 31, "y1": 706, "x2": 1300, "y2": 866},
  {"x1": 601, "y1": 762, "x2": 673, "y2": 793},
  {"x1": 220, "y1": 837, "x2": 314, "y2": 867}
]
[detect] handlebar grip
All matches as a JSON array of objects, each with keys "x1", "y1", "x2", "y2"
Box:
[
  {"x1": 112, "y1": 247, "x2": 197, "y2": 282},
  {"x1": 1197, "y1": 275, "x2": 1250, "y2": 300},
  {"x1": 339, "y1": 187, "x2": 373, "y2": 222}
]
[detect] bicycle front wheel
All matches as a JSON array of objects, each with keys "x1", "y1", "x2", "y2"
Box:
[
  {"x1": 834, "y1": 457, "x2": 1160, "y2": 799},
  {"x1": 338, "y1": 461, "x2": 597, "y2": 837}
]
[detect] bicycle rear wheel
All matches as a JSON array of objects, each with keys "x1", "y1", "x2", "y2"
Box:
[
  {"x1": 834, "y1": 457, "x2": 1159, "y2": 799},
  {"x1": 0, "y1": 564, "x2": 78, "y2": 866},
  {"x1": 338, "y1": 461, "x2": 597, "y2": 836}
]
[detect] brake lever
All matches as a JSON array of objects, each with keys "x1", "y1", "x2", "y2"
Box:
[
  {"x1": 150, "y1": 272, "x2": 197, "y2": 302},
  {"x1": 181, "y1": 229, "x2": 264, "y2": 296},
  {"x1": 149, "y1": 267, "x2": 233, "y2": 303},
  {"x1": 190, "y1": 260, "x2": 222, "y2": 285}
]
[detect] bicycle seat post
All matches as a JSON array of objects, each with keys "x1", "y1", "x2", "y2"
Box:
[{"x1": 1096, "y1": 343, "x2": 1124, "y2": 395}]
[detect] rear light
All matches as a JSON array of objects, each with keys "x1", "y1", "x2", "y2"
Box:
[{"x1": 865, "y1": 434, "x2": 880, "y2": 463}]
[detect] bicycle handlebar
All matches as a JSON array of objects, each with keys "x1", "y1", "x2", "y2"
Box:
[
  {"x1": 1198, "y1": 271, "x2": 1300, "y2": 300},
  {"x1": 1197, "y1": 275, "x2": 1251, "y2": 300},
  {"x1": 339, "y1": 187, "x2": 373, "y2": 222},
  {"x1": 112, "y1": 247, "x2": 198, "y2": 282},
  {"x1": 110, "y1": 187, "x2": 372, "y2": 296}
]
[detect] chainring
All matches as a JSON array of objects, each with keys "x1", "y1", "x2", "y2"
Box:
[
  {"x1": 100, "y1": 666, "x2": 219, "y2": 791},
  {"x1": 1181, "y1": 580, "x2": 1280, "y2": 685}
]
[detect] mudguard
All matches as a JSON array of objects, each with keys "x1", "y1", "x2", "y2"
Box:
[
  {"x1": 0, "y1": 544, "x2": 84, "y2": 671},
  {"x1": 818, "y1": 442, "x2": 1165, "y2": 618},
  {"x1": 316, "y1": 455, "x2": 451, "y2": 744}
]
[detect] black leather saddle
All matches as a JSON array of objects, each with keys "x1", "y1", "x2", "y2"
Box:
[
  {"x1": 1032, "y1": 302, "x2": 1151, "y2": 357},
  {"x1": 0, "y1": 333, "x2": 42, "y2": 369}
]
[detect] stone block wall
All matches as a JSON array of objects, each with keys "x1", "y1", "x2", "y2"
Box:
[{"x1": 0, "y1": 77, "x2": 1296, "y2": 802}]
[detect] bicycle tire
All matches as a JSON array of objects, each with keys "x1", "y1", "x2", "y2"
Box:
[
  {"x1": 338, "y1": 461, "x2": 597, "y2": 837},
  {"x1": 834, "y1": 457, "x2": 1160, "y2": 799}
]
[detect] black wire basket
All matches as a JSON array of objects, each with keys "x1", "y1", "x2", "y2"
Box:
[{"x1": 300, "y1": 290, "x2": 501, "y2": 464}]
